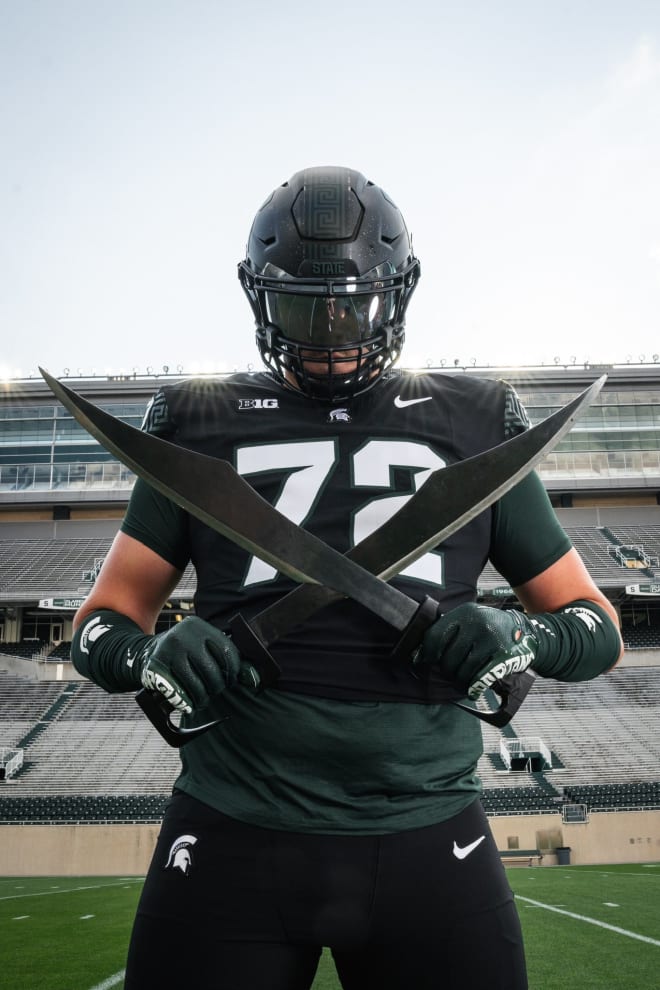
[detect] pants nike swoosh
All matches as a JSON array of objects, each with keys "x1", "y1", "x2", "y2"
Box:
[{"x1": 452, "y1": 835, "x2": 486, "y2": 860}]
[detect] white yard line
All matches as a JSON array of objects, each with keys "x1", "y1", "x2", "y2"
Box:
[
  {"x1": 88, "y1": 970, "x2": 126, "y2": 990},
  {"x1": 595, "y1": 872, "x2": 660, "y2": 880},
  {"x1": 516, "y1": 896, "x2": 660, "y2": 946},
  {"x1": 0, "y1": 878, "x2": 142, "y2": 902},
  {"x1": 553, "y1": 869, "x2": 660, "y2": 881}
]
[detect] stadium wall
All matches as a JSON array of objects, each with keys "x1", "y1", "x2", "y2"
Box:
[
  {"x1": 488, "y1": 811, "x2": 660, "y2": 866},
  {"x1": 0, "y1": 823, "x2": 160, "y2": 876},
  {"x1": 0, "y1": 812, "x2": 658, "y2": 875}
]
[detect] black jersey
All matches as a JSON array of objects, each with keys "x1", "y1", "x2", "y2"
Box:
[
  {"x1": 126, "y1": 370, "x2": 550, "y2": 704},
  {"x1": 122, "y1": 369, "x2": 572, "y2": 834},
  {"x1": 127, "y1": 374, "x2": 506, "y2": 702}
]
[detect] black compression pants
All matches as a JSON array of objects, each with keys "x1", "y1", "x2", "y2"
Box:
[{"x1": 125, "y1": 792, "x2": 527, "y2": 990}]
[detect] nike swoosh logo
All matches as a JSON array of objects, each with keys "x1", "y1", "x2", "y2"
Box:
[
  {"x1": 452, "y1": 835, "x2": 486, "y2": 860},
  {"x1": 394, "y1": 395, "x2": 433, "y2": 408}
]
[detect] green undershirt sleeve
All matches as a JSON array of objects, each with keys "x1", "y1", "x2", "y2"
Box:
[
  {"x1": 120, "y1": 477, "x2": 190, "y2": 570},
  {"x1": 71, "y1": 609, "x2": 153, "y2": 693},
  {"x1": 490, "y1": 471, "x2": 572, "y2": 588},
  {"x1": 530, "y1": 599, "x2": 622, "y2": 681}
]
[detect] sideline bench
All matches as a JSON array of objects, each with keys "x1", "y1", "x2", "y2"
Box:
[{"x1": 499, "y1": 849, "x2": 543, "y2": 866}]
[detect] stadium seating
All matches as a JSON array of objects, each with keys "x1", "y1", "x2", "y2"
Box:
[
  {"x1": 481, "y1": 524, "x2": 660, "y2": 593},
  {"x1": 605, "y1": 525, "x2": 660, "y2": 565},
  {"x1": 46, "y1": 641, "x2": 74, "y2": 659},
  {"x1": 0, "y1": 641, "x2": 49, "y2": 660},
  {"x1": 0, "y1": 536, "x2": 196, "y2": 601},
  {"x1": 622, "y1": 625, "x2": 660, "y2": 649},
  {"x1": 4, "y1": 527, "x2": 658, "y2": 604},
  {"x1": 476, "y1": 666, "x2": 660, "y2": 815},
  {"x1": 1, "y1": 663, "x2": 659, "y2": 822},
  {"x1": 0, "y1": 539, "x2": 112, "y2": 599},
  {"x1": 562, "y1": 781, "x2": 660, "y2": 811},
  {"x1": 0, "y1": 794, "x2": 167, "y2": 824}
]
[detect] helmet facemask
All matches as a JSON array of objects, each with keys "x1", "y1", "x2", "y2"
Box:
[{"x1": 240, "y1": 260, "x2": 418, "y2": 402}]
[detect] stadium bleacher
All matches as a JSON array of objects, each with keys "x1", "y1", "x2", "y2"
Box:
[
  {"x1": 0, "y1": 662, "x2": 659, "y2": 822},
  {"x1": 0, "y1": 676, "x2": 181, "y2": 822},
  {"x1": 473, "y1": 667, "x2": 660, "y2": 816},
  {"x1": 0, "y1": 641, "x2": 50, "y2": 660},
  {"x1": 0, "y1": 538, "x2": 113, "y2": 599},
  {"x1": 622, "y1": 625, "x2": 660, "y2": 649},
  {"x1": 0, "y1": 537, "x2": 197, "y2": 602}
]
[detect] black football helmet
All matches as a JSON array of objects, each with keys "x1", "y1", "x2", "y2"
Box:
[{"x1": 238, "y1": 166, "x2": 420, "y2": 401}]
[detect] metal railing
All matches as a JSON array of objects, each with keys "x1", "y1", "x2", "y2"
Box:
[{"x1": 0, "y1": 462, "x2": 136, "y2": 492}]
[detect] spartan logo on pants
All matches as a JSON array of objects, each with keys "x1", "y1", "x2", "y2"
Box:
[{"x1": 164, "y1": 834, "x2": 198, "y2": 876}]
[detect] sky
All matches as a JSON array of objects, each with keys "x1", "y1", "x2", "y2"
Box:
[{"x1": 2, "y1": 0, "x2": 660, "y2": 380}]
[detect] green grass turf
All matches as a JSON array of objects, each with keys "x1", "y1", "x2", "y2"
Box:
[
  {"x1": 0, "y1": 876, "x2": 143, "y2": 990},
  {"x1": 1, "y1": 865, "x2": 658, "y2": 989},
  {"x1": 508, "y1": 863, "x2": 660, "y2": 989}
]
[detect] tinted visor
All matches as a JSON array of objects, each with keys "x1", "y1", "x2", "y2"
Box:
[{"x1": 264, "y1": 290, "x2": 397, "y2": 346}]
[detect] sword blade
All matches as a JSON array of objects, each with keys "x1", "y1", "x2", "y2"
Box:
[
  {"x1": 40, "y1": 369, "x2": 605, "y2": 743},
  {"x1": 40, "y1": 369, "x2": 605, "y2": 638}
]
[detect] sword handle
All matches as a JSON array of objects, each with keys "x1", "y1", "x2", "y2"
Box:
[
  {"x1": 455, "y1": 670, "x2": 536, "y2": 727},
  {"x1": 135, "y1": 689, "x2": 225, "y2": 748},
  {"x1": 228, "y1": 613, "x2": 282, "y2": 688},
  {"x1": 135, "y1": 614, "x2": 281, "y2": 747},
  {"x1": 390, "y1": 596, "x2": 441, "y2": 665},
  {"x1": 391, "y1": 598, "x2": 535, "y2": 727}
]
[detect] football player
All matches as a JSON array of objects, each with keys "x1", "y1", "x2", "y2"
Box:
[{"x1": 71, "y1": 166, "x2": 623, "y2": 989}]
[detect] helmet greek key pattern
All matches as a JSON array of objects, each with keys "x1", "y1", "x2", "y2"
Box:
[
  {"x1": 503, "y1": 383, "x2": 531, "y2": 439},
  {"x1": 294, "y1": 167, "x2": 361, "y2": 245},
  {"x1": 141, "y1": 391, "x2": 174, "y2": 437}
]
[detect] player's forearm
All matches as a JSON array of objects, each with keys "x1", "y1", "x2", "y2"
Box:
[
  {"x1": 71, "y1": 609, "x2": 152, "y2": 693},
  {"x1": 527, "y1": 599, "x2": 623, "y2": 682}
]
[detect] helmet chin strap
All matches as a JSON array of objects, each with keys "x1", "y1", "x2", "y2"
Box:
[{"x1": 257, "y1": 326, "x2": 402, "y2": 402}]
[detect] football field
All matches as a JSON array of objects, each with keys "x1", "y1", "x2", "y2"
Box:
[{"x1": 1, "y1": 864, "x2": 658, "y2": 989}]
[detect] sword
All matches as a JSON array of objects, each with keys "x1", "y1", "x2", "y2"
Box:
[{"x1": 40, "y1": 369, "x2": 605, "y2": 743}]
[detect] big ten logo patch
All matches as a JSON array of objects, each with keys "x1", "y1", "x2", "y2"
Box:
[{"x1": 238, "y1": 398, "x2": 280, "y2": 410}]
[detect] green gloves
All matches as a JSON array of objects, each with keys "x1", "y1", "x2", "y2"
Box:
[
  {"x1": 416, "y1": 603, "x2": 537, "y2": 699},
  {"x1": 417, "y1": 598, "x2": 621, "y2": 698},
  {"x1": 138, "y1": 616, "x2": 260, "y2": 715}
]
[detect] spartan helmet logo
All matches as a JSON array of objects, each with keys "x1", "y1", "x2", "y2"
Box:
[
  {"x1": 327, "y1": 408, "x2": 352, "y2": 424},
  {"x1": 164, "y1": 834, "x2": 198, "y2": 876},
  {"x1": 564, "y1": 606, "x2": 602, "y2": 634}
]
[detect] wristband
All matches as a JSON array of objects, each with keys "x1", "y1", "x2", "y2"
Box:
[
  {"x1": 529, "y1": 599, "x2": 621, "y2": 682},
  {"x1": 71, "y1": 609, "x2": 154, "y2": 693}
]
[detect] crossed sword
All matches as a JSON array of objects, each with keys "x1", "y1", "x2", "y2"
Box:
[{"x1": 40, "y1": 369, "x2": 605, "y2": 746}]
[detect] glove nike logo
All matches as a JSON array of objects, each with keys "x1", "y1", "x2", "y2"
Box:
[
  {"x1": 452, "y1": 835, "x2": 486, "y2": 860},
  {"x1": 394, "y1": 395, "x2": 432, "y2": 408}
]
